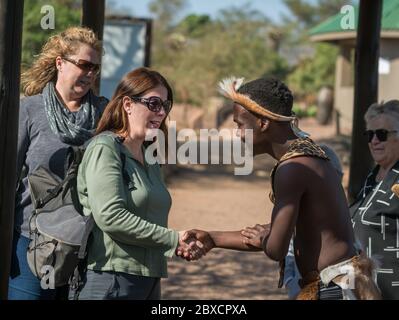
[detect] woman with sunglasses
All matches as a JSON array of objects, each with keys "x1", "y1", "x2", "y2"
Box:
[
  {"x1": 9, "y1": 27, "x2": 108, "y2": 300},
  {"x1": 74, "y1": 67, "x2": 202, "y2": 300},
  {"x1": 350, "y1": 100, "x2": 399, "y2": 299}
]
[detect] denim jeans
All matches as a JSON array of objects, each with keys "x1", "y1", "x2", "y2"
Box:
[
  {"x1": 8, "y1": 232, "x2": 57, "y2": 300},
  {"x1": 284, "y1": 239, "x2": 301, "y2": 299}
]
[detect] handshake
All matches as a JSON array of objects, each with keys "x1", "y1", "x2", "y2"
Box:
[
  {"x1": 176, "y1": 229, "x2": 214, "y2": 261},
  {"x1": 175, "y1": 224, "x2": 271, "y2": 261}
]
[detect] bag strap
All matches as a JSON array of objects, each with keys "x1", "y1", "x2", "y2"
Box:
[
  {"x1": 69, "y1": 137, "x2": 133, "y2": 299},
  {"x1": 35, "y1": 172, "x2": 76, "y2": 209},
  {"x1": 35, "y1": 147, "x2": 84, "y2": 209},
  {"x1": 120, "y1": 151, "x2": 130, "y2": 184},
  {"x1": 115, "y1": 138, "x2": 135, "y2": 190},
  {"x1": 77, "y1": 218, "x2": 94, "y2": 259},
  {"x1": 36, "y1": 183, "x2": 64, "y2": 208},
  {"x1": 64, "y1": 146, "x2": 84, "y2": 176}
]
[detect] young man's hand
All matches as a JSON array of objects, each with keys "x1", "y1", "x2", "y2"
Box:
[{"x1": 241, "y1": 223, "x2": 271, "y2": 249}]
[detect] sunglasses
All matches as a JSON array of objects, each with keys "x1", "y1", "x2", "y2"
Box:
[
  {"x1": 62, "y1": 57, "x2": 101, "y2": 74},
  {"x1": 364, "y1": 129, "x2": 398, "y2": 142},
  {"x1": 130, "y1": 96, "x2": 172, "y2": 114}
]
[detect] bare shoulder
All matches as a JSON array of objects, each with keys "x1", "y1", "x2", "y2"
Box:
[
  {"x1": 275, "y1": 156, "x2": 326, "y2": 188},
  {"x1": 276, "y1": 156, "x2": 323, "y2": 174},
  {"x1": 282, "y1": 155, "x2": 326, "y2": 167}
]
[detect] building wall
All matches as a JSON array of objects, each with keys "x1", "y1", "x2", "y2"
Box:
[
  {"x1": 334, "y1": 39, "x2": 399, "y2": 134},
  {"x1": 379, "y1": 39, "x2": 399, "y2": 101},
  {"x1": 334, "y1": 44, "x2": 354, "y2": 133}
]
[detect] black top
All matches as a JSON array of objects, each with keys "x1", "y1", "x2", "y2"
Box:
[{"x1": 351, "y1": 160, "x2": 399, "y2": 299}]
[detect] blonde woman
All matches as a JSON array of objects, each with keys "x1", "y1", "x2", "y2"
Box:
[{"x1": 9, "y1": 27, "x2": 108, "y2": 300}]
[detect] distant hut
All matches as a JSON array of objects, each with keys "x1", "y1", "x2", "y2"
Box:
[{"x1": 309, "y1": 0, "x2": 399, "y2": 132}]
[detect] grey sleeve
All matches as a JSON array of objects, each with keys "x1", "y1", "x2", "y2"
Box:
[{"x1": 16, "y1": 99, "x2": 30, "y2": 183}]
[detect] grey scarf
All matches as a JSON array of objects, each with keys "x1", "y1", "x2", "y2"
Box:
[{"x1": 43, "y1": 82, "x2": 103, "y2": 145}]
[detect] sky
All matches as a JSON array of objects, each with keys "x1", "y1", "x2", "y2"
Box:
[{"x1": 111, "y1": 0, "x2": 300, "y2": 23}]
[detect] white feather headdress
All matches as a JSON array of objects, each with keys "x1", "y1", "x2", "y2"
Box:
[
  {"x1": 217, "y1": 76, "x2": 310, "y2": 138},
  {"x1": 218, "y1": 77, "x2": 245, "y2": 98}
]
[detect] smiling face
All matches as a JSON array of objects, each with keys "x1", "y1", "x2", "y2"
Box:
[
  {"x1": 367, "y1": 114, "x2": 399, "y2": 167},
  {"x1": 55, "y1": 43, "x2": 100, "y2": 99},
  {"x1": 123, "y1": 85, "x2": 168, "y2": 140}
]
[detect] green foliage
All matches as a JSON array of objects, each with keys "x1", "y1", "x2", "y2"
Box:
[
  {"x1": 283, "y1": 0, "x2": 317, "y2": 27},
  {"x1": 287, "y1": 43, "x2": 338, "y2": 98},
  {"x1": 175, "y1": 14, "x2": 211, "y2": 38},
  {"x1": 292, "y1": 104, "x2": 317, "y2": 118},
  {"x1": 22, "y1": 0, "x2": 80, "y2": 71},
  {"x1": 151, "y1": 4, "x2": 290, "y2": 105},
  {"x1": 149, "y1": 0, "x2": 187, "y2": 29},
  {"x1": 282, "y1": 0, "x2": 355, "y2": 29},
  {"x1": 149, "y1": 0, "x2": 351, "y2": 104},
  {"x1": 275, "y1": 1, "x2": 354, "y2": 100},
  {"x1": 19, "y1": 0, "x2": 346, "y2": 107}
]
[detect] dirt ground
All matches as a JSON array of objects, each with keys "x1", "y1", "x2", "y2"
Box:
[{"x1": 161, "y1": 117, "x2": 351, "y2": 300}]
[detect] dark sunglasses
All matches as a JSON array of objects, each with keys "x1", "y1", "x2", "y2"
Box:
[
  {"x1": 62, "y1": 57, "x2": 101, "y2": 74},
  {"x1": 130, "y1": 96, "x2": 172, "y2": 114},
  {"x1": 364, "y1": 129, "x2": 398, "y2": 142}
]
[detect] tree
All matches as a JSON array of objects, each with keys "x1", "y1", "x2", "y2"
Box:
[
  {"x1": 282, "y1": 0, "x2": 317, "y2": 28},
  {"x1": 287, "y1": 43, "x2": 338, "y2": 98},
  {"x1": 175, "y1": 14, "x2": 211, "y2": 38},
  {"x1": 21, "y1": 0, "x2": 80, "y2": 71},
  {"x1": 282, "y1": 0, "x2": 354, "y2": 29},
  {"x1": 151, "y1": 4, "x2": 290, "y2": 105},
  {"x1": 149, "y1": 0, "x2": 187, "y2": 30},
  {"x1": 280, "y1": 0, "x2": 354, "y2": 99}
]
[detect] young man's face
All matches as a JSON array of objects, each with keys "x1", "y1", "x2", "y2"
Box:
[{"x1": 233, "y1": 103, "x2": 265, "y2": 145}]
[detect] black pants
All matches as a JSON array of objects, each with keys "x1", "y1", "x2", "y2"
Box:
[
  {"x1": 318, "y1": 282, "x2": 344, "y2": 300},
  {"x1": 73, "y1": 270, "x2": 161, "y2": 300}
]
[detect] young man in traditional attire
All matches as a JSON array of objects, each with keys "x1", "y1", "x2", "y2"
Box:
[{"x1": 180, "y1": 77, "x2": 381, "y2": 300}]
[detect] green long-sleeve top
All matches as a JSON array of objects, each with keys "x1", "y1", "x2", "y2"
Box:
[{"x1": 77, "y1": 133, "x2": 178, "y2": 278}]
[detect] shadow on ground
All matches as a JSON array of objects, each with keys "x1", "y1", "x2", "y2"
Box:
[{"x1": 162, "y1": 249, "x2": 287, "y2": 300}]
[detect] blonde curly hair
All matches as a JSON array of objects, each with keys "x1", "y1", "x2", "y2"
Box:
[{"x1": 22, "y1": 26, "x2": 102, "y2": 96}]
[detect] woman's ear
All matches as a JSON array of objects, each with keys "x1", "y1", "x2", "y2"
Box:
[
  {"x1": 55, "y1": 56, "x2": 63, "y2": 71},
  {"x1": 122, "y1": 96, "x2": 132, "y2": 115},
  {"x1": 259, "y1": 118, "x2": 270, "y2": 132}
]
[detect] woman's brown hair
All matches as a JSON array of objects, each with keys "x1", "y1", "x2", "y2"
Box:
[{"x1": 96, "y1": 67, "x2": 173, "y2": 148}]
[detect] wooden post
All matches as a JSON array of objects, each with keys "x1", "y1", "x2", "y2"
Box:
[
  {"x1": 81, "y1": 0, "x2": 105, "y2": 94},
  {"x1": 144, "y1": 19, "x2": 152, "y2": 67},
  {"x1": 348, "y1": 0, "x2": 383, "y2": 202},
  {"x1": 0, "y1": 0, "x2": 24, "y2": 299}
]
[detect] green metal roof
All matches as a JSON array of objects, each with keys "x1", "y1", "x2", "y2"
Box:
[{"x1": 309, "y1": 0, "x2": 399, "y2": 36}]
